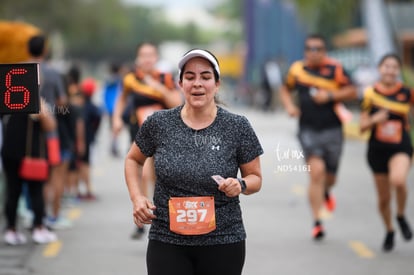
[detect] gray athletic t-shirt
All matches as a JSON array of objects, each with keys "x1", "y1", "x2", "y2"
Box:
[
  {"x1": 135, "y1": 105, "x2": 263, "y2": 246},
  {"x1": 39, "y1": 63, "x2": 66, "y2": 107}
]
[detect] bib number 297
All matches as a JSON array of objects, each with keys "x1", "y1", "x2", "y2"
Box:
[
  {"x1": 176, "y1": 209, "x2": 208, "y2": 223},
  {"x1": 169, "y1": 196, "x2": 216, "y2": 235}
]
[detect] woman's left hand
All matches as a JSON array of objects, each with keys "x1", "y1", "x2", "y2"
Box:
[
  {"x1": 312, "y1": 89, "x2": 333, "y2": 104},
  {"x1": 218, "y1": 178, "x2": 242, "y2": 197},
  {"x1": 132, "y1": 196, "x2": 157, "y2": 227}
]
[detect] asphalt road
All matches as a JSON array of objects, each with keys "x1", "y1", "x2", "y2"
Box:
[{"x1": 1, "y1": 107, "x2": 414, "y2": 275}]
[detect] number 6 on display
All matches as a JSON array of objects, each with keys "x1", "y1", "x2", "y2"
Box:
[{"x1": 0, "y1": 63, "x2": 40, "y2": 114}]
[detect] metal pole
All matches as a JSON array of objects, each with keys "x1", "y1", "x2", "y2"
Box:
[{"x1": 362, "y1": 0, "x2": 397, "y2": 66}]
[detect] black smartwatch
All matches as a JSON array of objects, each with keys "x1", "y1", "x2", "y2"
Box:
[{"x1": 237, "y1": 178, "x2": 247, "y2": 193}]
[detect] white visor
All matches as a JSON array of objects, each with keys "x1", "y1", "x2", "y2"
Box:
[{"x1": 178, "y1": 49, "x2": 220, "y2": 77}]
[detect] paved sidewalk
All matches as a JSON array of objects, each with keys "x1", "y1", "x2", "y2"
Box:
[
  {"x1": 0, "y1": 108, "x2": 362, "y2": 275},
  {"x1": 1, "y1": 107, "x2": 413, "y2": 275}
]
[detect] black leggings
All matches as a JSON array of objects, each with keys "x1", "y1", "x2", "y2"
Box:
[
  {"x1": 2, "y1": 157, "x2": 45, "y2": 229},
  {"x1": 147, "y1": 240, "x2": 245, "y2": 275}
]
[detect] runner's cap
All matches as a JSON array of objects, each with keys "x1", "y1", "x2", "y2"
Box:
[
  {"x1": 80, "y1": 77, "x2": 96, "y2": 97},
  {"x1": 178, "y1": 49, "x2": 220, "y2": 77}
]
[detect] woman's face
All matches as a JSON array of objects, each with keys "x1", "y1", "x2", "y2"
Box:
[
  {"x1": 135, "y1": 44, "x2": 158, "y2": 73},
  {"x1": 378, "y1": 57, "x2": 400, "y2": 86},
  {"x1": 179, "y1": 57, "x2": 220, "y2": 109}
]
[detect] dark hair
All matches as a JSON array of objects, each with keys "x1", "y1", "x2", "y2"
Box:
[
  {"x1": 109, "y1": 62, "x2": 121, "y2": 74},
  {"x1": 305, "y1": 33, "x2": 327, "y2": 46},
  {"x1": 136, "y1": 41, "x2": 158, "y2": 53},
  {"x1": 178, "y1": 49, "x2": 220, "y2": 82},
  {"x1": 28, "y1": 34, "x2": 46, "y2": 57},
  {"x1": 67, "y1": 65, "x2": 81, "y2": 85},
  {"x1": 378, "y1": 53, "x2": 402, "y2": 67}
]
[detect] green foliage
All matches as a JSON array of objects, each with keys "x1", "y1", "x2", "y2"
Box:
[
  {"x1": 293, "y1": 0, "x2": 360, "y2": 47},
  {"x1": 212, "y1": 0, "x2": 242, "y2": 20},
  {"x1": 402, "y1": 66, "x2": 414, "y2": 88},
  {"x1": 0, "y1": 0, "x2": 239, "y2": 62},
  {"x1": 211, "y1": 0, "x2": 243, "y2": 44}
]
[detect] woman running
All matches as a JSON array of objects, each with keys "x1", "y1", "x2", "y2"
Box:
[{"x1": 360, "y1": 53, "x2": 413, "y2": 252}]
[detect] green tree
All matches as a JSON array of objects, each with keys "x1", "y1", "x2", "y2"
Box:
[
  {"x1": 293, "y1": 0, "x2": 360, "y2": 46},
  {"x1": 0, "y1": 0, "x2": 241, "y2": 61},
  {"x1": 212, "y1": 0, "x2": 243, "y2": 44}
]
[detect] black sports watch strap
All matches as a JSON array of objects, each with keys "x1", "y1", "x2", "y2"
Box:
[{"x1": 237, "y1": 178, "x2": 247, "y2": 193}]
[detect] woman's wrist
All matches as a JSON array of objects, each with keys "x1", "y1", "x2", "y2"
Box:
[
  {"x1": 370, "y1": 115, "x2": 379, "y2": 126},
  {"x1": 327, "y1": 92, "x2": 334, "y2": 102}
]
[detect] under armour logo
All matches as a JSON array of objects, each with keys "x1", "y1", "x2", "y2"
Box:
[{"x1": 211, "y1": 145, "x2": 220, "y2": 151}]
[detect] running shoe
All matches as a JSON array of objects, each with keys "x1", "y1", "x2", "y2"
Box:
[
  {"x1": 78, "y1": 192, "x2": 97, "y2": 201},
  {"x1": 45, "y1": 216, "x2": 73, "y2": 230},
  {"x1": 131, "y1": 227, "x2": 145, "y2": 240},
  {"x1": 383, "y1": 231, "x2": 394, "y2": 252},
  {"x1": 397, "y1": 216, "x2": 413, "y2": 241},
  {"x1": 111, "y1": 142, "x2": 120, "y2": 158},
  {"x1": 84, "y1": 193, "x2": 97, "y2": 201},
  {"x1": 32, "y1": 227, "x2": 58, "y2": 244},
  {"x1": 324, "y1": 193, "x2": 336, "y2": 212},
  {"x1": 312, "y1": 225, "x2": 325, "y2": 241},
  {"x1": 4, "y1": 230, "x2": 27, "y2": 246}
]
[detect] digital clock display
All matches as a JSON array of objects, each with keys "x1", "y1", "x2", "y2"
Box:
[{"x1": 0, "y1": 63, "x2": 40, "y2": 114}]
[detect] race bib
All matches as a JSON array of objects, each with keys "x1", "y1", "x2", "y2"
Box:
[
  {"x1": 136, "y1": 103, "x2": 163, "y2": 126},
  {"x1": 375, "y1": 120, "x2": 402, "y2": 144},
  {"x1": 169, "y1": 196, "x2": 216, "y2": 235}
]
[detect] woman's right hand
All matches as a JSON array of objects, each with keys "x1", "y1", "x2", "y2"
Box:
[
  {"x1": 371, "y1": 109, "x2": 389, "y2": 125},
  {"x1": 286, "y1": 104, "x2": 300, "y2": 117},
  {"x1": 112, "y1": 116, "x2": 124, "y2": 136},
  {"x1": 132, "y1": 196, "x2": 156, "y2": 227}
]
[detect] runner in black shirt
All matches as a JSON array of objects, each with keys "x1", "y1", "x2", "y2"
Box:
[{"x1": 124, "y1": 49, "x2": 263, "y2": 275}]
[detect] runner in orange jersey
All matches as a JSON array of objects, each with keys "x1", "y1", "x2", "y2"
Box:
[{"x1": 360, "y1": 53, "x2": 413, "y2": 252}]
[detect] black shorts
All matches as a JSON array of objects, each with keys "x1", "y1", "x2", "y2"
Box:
[
  {"x1": 297, "y1": 127, "x2": 343, "y2": 174},
  {"x1": 367, "y1": 145, "x2": 413, "y2": 173},
  {"x1": 146, "y1": 240, "x2": 245, "y2": 275}
]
